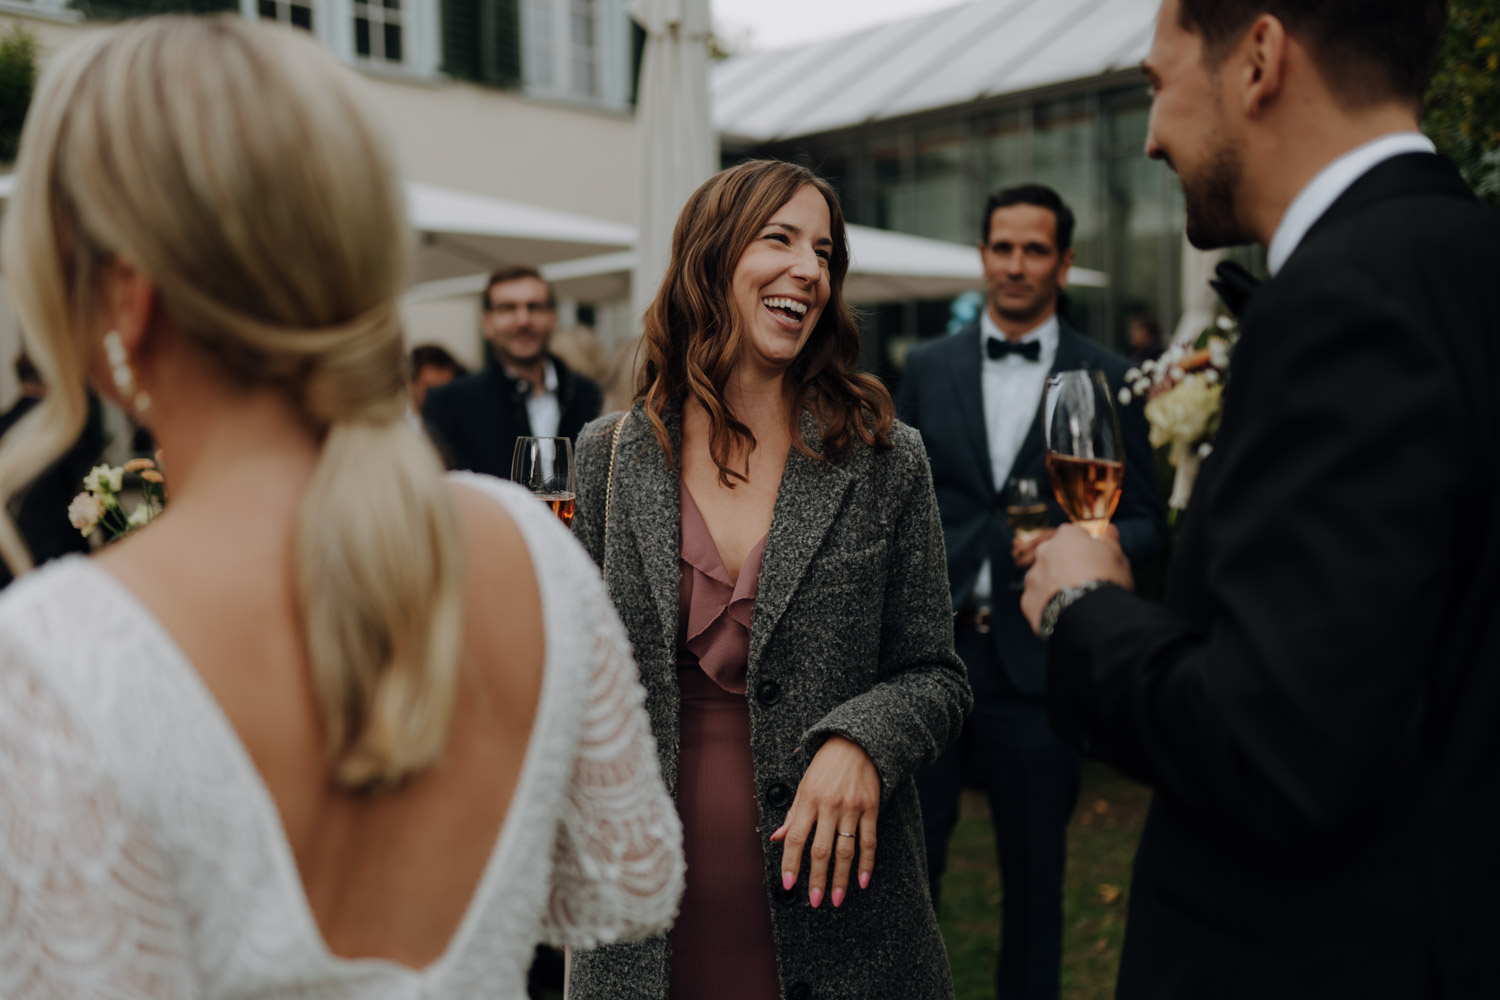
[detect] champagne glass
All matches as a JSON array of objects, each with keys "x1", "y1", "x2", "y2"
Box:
[
  {"x1": 1041, "y1": 370, "x2": 1124, "y2": 539},
  {"x1": 511, "y1": 436, "x2": 576, "y2": 526},
  {"x1": 1002, "y1": 477, "x2": 1049, "y2": 543}
]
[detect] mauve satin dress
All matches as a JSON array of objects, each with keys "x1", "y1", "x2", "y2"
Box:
[{"x1": 667, "y1": 484, "x2": 781, "y2": 999}]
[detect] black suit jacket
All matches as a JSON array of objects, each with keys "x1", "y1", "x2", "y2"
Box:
[
  {"x1": 0, "y1": 394, "x2": 104, "y2": 588},
  {"x1": 421, "y1": 353, "x2": 601, "y2": 479},
  {"x1": 1047, "y1": 153, "x2": 1500, "y2": 997},
  {"x1": 898, "y1": 319, "x2": 1166, "y2": 696}
]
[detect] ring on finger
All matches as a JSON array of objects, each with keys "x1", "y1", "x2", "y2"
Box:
[{"x1": 836, "y1": 831, "x2": 857, "y2": 839}]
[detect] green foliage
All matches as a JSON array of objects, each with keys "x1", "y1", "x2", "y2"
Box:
[
  {"x1": 0, "y1": 22, "x2": 37, "y2": 165},
  {"x1": 1425, "y1": 0, "x2": 1500, "y2": 206}
]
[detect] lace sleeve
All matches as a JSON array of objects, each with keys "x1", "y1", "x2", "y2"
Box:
[
  {"x1": 539, "y1": 599, "x2": 684, "y2": 949},
  {"x1": 0, "y1": 636, "x2": 197, "y2": 999}
]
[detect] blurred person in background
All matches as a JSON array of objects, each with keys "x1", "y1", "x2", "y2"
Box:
[
  {"x1": 408, "y1": 342, "x2": 467, "y2": 412},
  {"x1": 423, "y1": 267, "x2": 601, "y2": 478},
  {"x1": 0, "y1": 353, "x2": 104, "y2": 588},
  {"x1": 1125, "y1": 307, "x2": 1165, "y2": 365},
  {"x1": 0, "y1": 17, "x2": 681, "y2": 997},
  {"x1": 900, "y1": 184, "x2": 1164, "y2": 1000}
]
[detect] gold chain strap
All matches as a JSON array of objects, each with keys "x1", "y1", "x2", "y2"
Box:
[{"x1": 603, "y1": 412, "x2": 626, "y2": 568}]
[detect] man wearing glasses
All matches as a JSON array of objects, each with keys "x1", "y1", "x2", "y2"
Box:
[{"x1": 423, "y1": 266, "x2": 602, "y2": 479}]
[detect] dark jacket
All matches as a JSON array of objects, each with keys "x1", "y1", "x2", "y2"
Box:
[
  {"x1": 0, "y1": 393, "x2": 105, "y2": 588},
  {"x1": 421, "y1": 352, "x2": 601, "y2": 478},
  {"x1": 897, "y1": 319, "x2": 1166, "y2": 696},
  {"x1": 567, "y1": 403, "x2": 971, "y2": 1000},
  {"x1": 1048, "y1": 153, "x2": 1500, "y2": 998}
]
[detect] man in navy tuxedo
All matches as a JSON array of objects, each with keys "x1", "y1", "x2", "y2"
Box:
[
  {"x1": 1025, "y1": 1, "x2": 1500, "y2": 996},
  {"x1": 898, "y1": 184, "x2": 1165, "y2": 1000}
]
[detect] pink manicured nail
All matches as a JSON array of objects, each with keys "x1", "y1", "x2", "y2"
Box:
[
  {"x1": 859, "y1": 872, "x2": 870, "y2": 890},
  {"x1": 831, "y1": 888, "x2": 845, "y2": 908},
  {"x1": 809, "y1": 888, "x2": 823, "y2": 909},
  {"x1": 782, "y1": 871, "x2": 795, "y2": 891}
]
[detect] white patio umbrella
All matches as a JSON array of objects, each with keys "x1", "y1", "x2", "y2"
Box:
[{"x1": 628, "y1": 0, "x2": 717, "y2": 330}]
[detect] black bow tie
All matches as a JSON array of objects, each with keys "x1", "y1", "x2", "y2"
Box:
[
  {"x1": 987, "y1": 337, "x2": 1041, "y2": 362},
  {"x1": 1209, "y1": 260, "x2": 1262, "y2": 319}
]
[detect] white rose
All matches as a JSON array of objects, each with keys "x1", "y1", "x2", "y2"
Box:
[
  {"x1": 1143, "y1": 374, "x2": 1223, "y2": 449},
  {"x1": 126, "y1": 502, "x2": 151, "y2": 529}
]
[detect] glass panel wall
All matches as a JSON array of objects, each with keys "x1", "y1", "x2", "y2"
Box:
[{"x1": 912, "y1": 126, "x2": 967, "y2": 243}]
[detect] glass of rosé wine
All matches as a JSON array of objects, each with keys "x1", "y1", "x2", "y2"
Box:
[
  {"x1": 510, "y1": 437, "x2": 576, "y2": 527},
  {"x1": 1040, "y1": 370, "x2": 1124, "y2": 540}
]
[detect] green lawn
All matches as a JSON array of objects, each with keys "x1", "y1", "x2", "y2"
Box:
[{"x1": 937, "y1": 761, "x2": 1152, "y2": 1000}]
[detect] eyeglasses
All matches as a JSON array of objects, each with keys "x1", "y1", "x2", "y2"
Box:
[{"x1": 488, "y1": 300, "x2": 554, "y2": 316}]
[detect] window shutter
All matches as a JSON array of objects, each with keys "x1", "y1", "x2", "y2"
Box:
[
  {"x1": 78, "y1": 0, "x2": 237, "y2": 19},
  {"x1": 478, "y1": 0, "x2": 520, "y2": 88},
  {"x1": 440, "y1": 0, "x2": 480, "y2": 81}
]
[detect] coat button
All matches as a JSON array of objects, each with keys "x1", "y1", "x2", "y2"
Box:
[
  {"x1": 757, "y1": 679, "x2": 782, "y2": 706},
  {"x1": 788, "y1": 984, "x2": 812, "y2": 1000},
  {"x1": 773, "y1": 882, "x2": 797, "y2": 906},
  {"x1": 765, "y1": 782, "x2": 792, "y2": 808}
]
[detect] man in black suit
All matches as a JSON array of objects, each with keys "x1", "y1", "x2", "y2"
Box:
[
  {"x1": 1024, "y1": 1, "x2": 1500, "y2": 997},
  {"x1": 0, "y1": 355, "x2": 104, "y2": 588},
  {"x1": 898, "y1": 185, "x2": 1165, "y2": 1000},
  {"x1": 422, "y1": 266, "x2": 601, "y2": 478}
]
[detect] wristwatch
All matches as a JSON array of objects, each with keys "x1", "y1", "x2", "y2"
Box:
[{"x1": 1038, "y1": 580, "x2": 1118, "y2": 640}]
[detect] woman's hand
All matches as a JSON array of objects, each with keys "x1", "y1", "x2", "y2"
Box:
[{"x1": 769, "y1": 735, "x2": 879, "y2": 908}]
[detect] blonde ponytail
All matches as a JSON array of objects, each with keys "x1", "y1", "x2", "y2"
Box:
[{"x1": 0, "y1": 17, "x2": 465, "y2": 789}]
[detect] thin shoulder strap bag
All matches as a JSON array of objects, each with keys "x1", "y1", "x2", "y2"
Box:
[{"x1": 602, "y1": 411, "x2": 627, "y2": 570}]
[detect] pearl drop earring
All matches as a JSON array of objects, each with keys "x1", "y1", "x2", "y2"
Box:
[{"x1": 103, "y1": 330, "x2": 151, "y2": 415}]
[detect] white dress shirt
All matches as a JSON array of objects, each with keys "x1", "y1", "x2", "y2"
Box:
[
  {"x1": 972, "y1": 310, "x2": 1059, "y2": 601},
  {"x1": 1268, "y1": 132, "x2": 1436, "y2": 275},
  {"x1": 505, "y1": 358, "x2": 561, "y2": 438}
]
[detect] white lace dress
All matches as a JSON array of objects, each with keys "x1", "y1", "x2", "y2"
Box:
[{"x1": 0, "y1": 473, "x2": 683, "y2": 999}]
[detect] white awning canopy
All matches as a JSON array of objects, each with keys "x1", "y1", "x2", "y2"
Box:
[
  {"x1": 406, "y1": 182, "x2": 637, "y2": 284},
  {"x1": 713, "y1": 0, "x2": 1158, "y2": 144}
]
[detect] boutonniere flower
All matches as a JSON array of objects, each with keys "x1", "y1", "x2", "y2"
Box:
[
  {"x1": 68, "y1": 456, "x2": 166, "y2": 541},
  {"x1": 1118, "y1": 314, "x2": 1239, "y2": 516}
]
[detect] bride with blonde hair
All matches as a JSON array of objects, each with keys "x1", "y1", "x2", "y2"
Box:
[{"x1": 0, "y1": 16, "x2": 680, "y2": 997}]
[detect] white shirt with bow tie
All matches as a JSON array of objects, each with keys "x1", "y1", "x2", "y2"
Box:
[{"x1": 972, "y1": 310, "x2": 1059, "y2": 600}]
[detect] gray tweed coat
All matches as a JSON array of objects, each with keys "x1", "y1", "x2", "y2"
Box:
[{"x1": 569, "y1": 401, "x2": 971, "y2": 1000}]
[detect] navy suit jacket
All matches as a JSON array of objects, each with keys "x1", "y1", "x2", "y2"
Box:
[{"x1": 897, "y1": 318, "x2": 1166, "y2": 697}]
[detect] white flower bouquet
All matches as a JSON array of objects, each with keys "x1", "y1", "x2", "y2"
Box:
[
  {"x1": 69, "y1": 457, "x2": 165, "y2": 540},
  {"x1": 1118, "y1": 314, "x2": 1239, "y2": 514}
]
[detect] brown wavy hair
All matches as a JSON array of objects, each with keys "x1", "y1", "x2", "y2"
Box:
[{"x1": 637, "y1": 160, "x2": 894, "y2": 485}]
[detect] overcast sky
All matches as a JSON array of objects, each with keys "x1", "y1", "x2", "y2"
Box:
[{"x1": 708, "y1": 0, "x2": 967, "y2": 53}]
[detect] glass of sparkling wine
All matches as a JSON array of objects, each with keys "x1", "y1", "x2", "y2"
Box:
[
  {"x1": 1003, "y1": 477, "x2": 1049, "y2": 543},
  {"x1": 1041, "y1": 370, "x2": 1124, "y2": 539},
  {"x1": 511, "y1": 436, "x2": 576, "y2": 526}
]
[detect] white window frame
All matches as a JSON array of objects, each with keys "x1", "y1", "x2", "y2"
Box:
[
  {"x1": 520, "y1": 0, "x2": 629, "y2": 110},
  {"x1": 241, "y1": 0, "x2": 439, "y2": 78}
]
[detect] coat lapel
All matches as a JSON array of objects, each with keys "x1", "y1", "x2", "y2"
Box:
[
  {"x1": 616, "y1": 405, "x2": 682, "y2": 645},
  {"x1": 748, "y1": 409, "x2": 855, "y2": 668},
  {"x1": 1007, "y1": 323, "x2": 1084, "y2": 482},
  {"x1": 945, "y1": 324, "x2": 995, "y2": 494}
]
